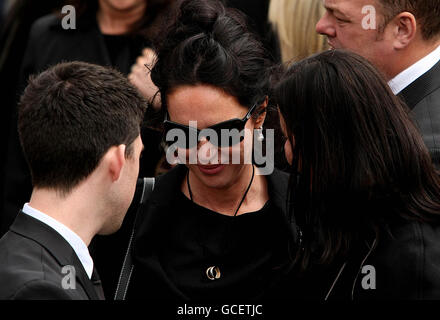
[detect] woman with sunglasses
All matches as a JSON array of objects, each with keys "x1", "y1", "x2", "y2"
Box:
[
  {"x1": 124, "y1": 0, "x2": 297, "y2": 300},
  {"x1": 276, "y1": 50, "x2": 440, "y2": 299}
]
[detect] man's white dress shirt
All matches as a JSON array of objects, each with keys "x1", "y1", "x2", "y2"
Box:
[
  {"x1": 22, "y1": 203, "x2": 94, "y2": 279},
  {"x1": 389, "y1": 44, "x2": 440, "y2": 95}
]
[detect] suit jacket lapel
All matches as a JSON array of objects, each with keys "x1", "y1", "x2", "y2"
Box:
[
  {"x1": 69, "y1": 250, "x2": 101, "y2": 300},
  {"x1": 399, "y1": 60, "x2": 440, "y2": 109},
  {"x1": 10, "y1": 212, "x2": 102, "y2": 300}
]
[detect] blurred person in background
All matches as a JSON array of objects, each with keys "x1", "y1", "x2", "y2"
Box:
[
  {"x1": 265, "y1": 0, "x2": 328, "y2": 169},
  {"x1": 226, "y1": 0, "x2": 281, "y2": 62},
  {"x1": 0, "y1": 0, "x2": 65, "y2": 242},
  {"x1": 1, "y1": 0, "x2": 175, "y2": 298},
  {"x1": 0, "y1": 0, "x2": 15, "y2": 28},
  {"x1": 268, "y1": 0, "x2": 328, "y2": 63},
  {"x1": 0, "y1": 0, "x2": 6, "y2": 27}
]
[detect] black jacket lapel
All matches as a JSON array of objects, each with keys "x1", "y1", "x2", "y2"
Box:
[{"x1": 399, "y1": 60, "x2": 440, "y2": 109}]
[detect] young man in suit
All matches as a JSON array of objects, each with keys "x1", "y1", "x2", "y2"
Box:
[
  {"x1": 0, "y1": 61, "x2": 146, "y2": 300},
  {"x1": 316, "y1": 0, "x2": 440, "y2": 167}
]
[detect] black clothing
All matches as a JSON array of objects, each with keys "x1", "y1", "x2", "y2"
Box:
[
  {"x1": 226, "y1": 0, "x2": 281, "y2": 63},
  {"x1": 0, "y1": 212, "x2": 105, "y2": 300},
  {"x1": 291, "y1": 218, "x2": 440, "y2": 300},
  {"x1": 127, "y1": 165, "x2": 297, "y2": 300},
  {"x1": 0, "y1": 0, "x2": 65, "y2": 213},
  {"x1": 156, "y1": 192, "x2": 286, "y2": 299},
  {"x1": 103, "y1": 34, "x2": 138, "y2": 67},
  {"x1": 0, "y1": 13, "x2": 163, "y2": 297},
  {"x1": 399, "y1": 60, "x2": 440, "y2": 167}
]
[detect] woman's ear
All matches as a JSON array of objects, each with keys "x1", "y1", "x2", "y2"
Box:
[{"x1": 254, "y1": 96, "x2": 269, "y2": 128}]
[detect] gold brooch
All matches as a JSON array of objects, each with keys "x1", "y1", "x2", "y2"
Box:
[{"x1": 206, "y1": 266, "x2": 221, "y2": 280}]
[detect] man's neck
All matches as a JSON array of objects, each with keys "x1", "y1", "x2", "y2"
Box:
[
  {"x1": 388, "y1": 38, "x2": 440, "y2": 80},
  {"x1": 97, "y1": 0, "x2": 147, "y2": 35},
  {"x1": 28, "y1": 188, "x2": 102, "y2": 246}
]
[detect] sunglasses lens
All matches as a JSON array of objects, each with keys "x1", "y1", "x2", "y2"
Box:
[
  {"x1": 210, "y1": 120, "x2": 246, "y2": 148},
  {"x1": 163, "y1": 119, "x2": 248, "y2": 149},
  {"x1": 163, "y1": 122, "x2": 198, "y2": 149}
]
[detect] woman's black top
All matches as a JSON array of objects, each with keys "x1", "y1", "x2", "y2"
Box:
[
  {"x1": 161, "y1": 192, "x2": 286, "y2": 299},
  {"x1": 128, "y1": 165, "x2": 296, "y2": 300},
  {"x1": 103, "y1": 34, "x2": 135, "y2": 66}
]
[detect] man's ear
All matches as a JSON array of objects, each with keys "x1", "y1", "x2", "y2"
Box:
[
  {"x1": 255, "y1": 96, "x2": 269, "y2": 128},
  {"x1": 104, "y1": 144, "x2": 126, "y2": 182},
  {"x1": 392, "y1": 12, "x2": 417, "y2": 49}
]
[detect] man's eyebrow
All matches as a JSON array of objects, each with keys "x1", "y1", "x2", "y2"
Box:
[{"x1": 324, "y1": 3, "x2": 349, "y2": 18}]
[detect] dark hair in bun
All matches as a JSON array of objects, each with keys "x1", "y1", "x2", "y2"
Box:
[{"x1": 151, "y1": 0, "x2": 272, "y2": 109}]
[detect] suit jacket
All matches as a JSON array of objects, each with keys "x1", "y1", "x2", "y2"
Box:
[
  {"x1": 0, "y1": 212, "x2": 105, "y2": 300},
  {"x1": 399, "y1": 60, "x2": 440, "y2": 167}
]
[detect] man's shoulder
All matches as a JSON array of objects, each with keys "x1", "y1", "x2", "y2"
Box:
[
  {"x1": 0, "y1": 231, "x2": 62, "y2": 299},
  {"x1": 6, "y1": 279, "x2": 76, "y2": 300},
  {"x1": 0, "y1": 229, "x2": 47, "y2": 268},
  {"x1": 0, "y1": 233, "x2": 87, "y2": 300},
  {"x1": 413, "y1": 82, "x2": 440, "y2": 107},
  {"x1": 404, "y1": 59, "x2": 440, "y2": 108},
  {"x1": 404, "y1": 60, "x2": 440, "y2": 165}
]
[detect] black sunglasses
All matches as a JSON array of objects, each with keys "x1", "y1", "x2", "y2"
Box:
[{"x1": 163, "y1": 103, "x2": 259, "y2": 149}]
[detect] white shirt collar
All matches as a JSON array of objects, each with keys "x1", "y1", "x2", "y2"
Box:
[
  {"x1": 388, "y1": 44, "x2": 440, "y2": 95},
  {"x1": 22, "y1": 203, "x2": 94, "y2": 279}
]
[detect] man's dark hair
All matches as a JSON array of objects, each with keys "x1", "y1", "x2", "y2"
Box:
[
  {"x1": 378, "y1": 0, "x2": 440, "y2": 40},
  {"x1": 275, "y1": 49, "x2": 440, "y2": 270},
  {"x1": 18, "y1": 61, "x2": 147, "y2": 194}
]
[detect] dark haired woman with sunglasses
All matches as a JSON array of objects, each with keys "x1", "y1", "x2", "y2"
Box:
[
  {"x1": 124, "y1": 0, "x2": 297, "y2": 300},
  {"x1": 276, "y1": 50, "x2": 440, "y2": 299}
]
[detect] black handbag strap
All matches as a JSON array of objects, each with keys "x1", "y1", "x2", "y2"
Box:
[{"x1": 114, "y1": 177, "x2": 155, "y2": 300}]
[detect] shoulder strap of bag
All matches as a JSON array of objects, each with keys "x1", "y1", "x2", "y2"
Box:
[{"x1": 114, "y1": 177, "x2": 155, "y2": 300}]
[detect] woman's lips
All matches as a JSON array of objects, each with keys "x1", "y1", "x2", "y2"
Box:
[{"x1": 197, "y1": 164, "x2": 225, "y2": 175}]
